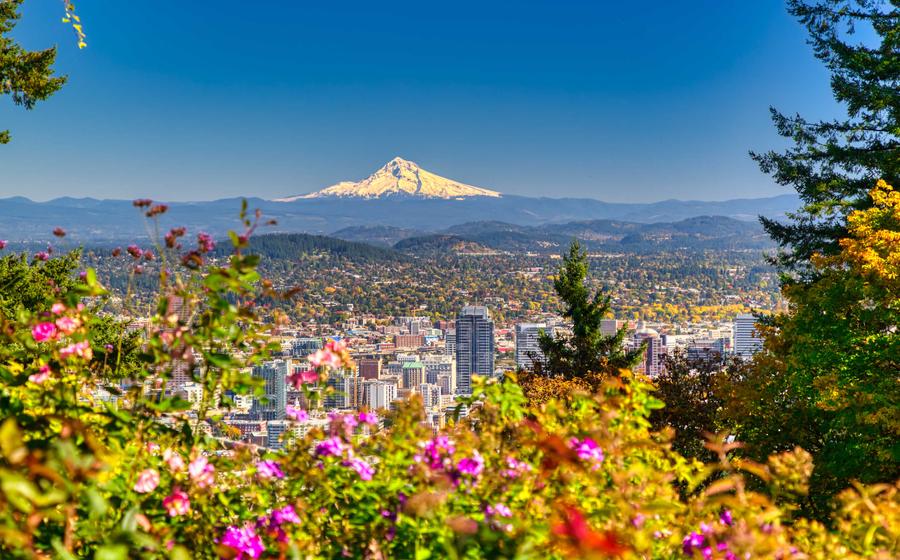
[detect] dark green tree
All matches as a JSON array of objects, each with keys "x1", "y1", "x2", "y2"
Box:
[
  {"x1": 536, "y1": 241, "x2": 642, "y2": 379},
  {"x1": 1, "y1": 0, "x2": 68, "y2": 144},
  {"x1": 650, "y1": 349, "x2": 748, "y2": 463},
  {"x1": 751, "y1": 0, "x2": 899, "y2": 272}
]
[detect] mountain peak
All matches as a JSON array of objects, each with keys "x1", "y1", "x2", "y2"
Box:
[{"x1": 274, "y1": 158, "x2": 502, "y2": 201}]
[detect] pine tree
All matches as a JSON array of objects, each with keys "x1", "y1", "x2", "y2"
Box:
[
  {"x1": 751, "y1": 0, "x2": 899, "y2": 272},
  {"x1": 536, "y1": 241, "x2": 642, "y2": 379},
  {"x1": 1, "y1": 0, "x2": 67, "y2": 144}
]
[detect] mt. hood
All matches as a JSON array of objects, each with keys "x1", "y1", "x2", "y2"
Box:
[{"x1": 275, "y1": 157, "x2": 502, "y2": 201}]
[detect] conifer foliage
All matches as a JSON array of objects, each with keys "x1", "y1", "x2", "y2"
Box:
[
  {"x1": 752, "y1": 0, "x2": 900, "y2": 271},
  {"x1": 537, "y1": 241, "x2": 642, "y2": 379}
]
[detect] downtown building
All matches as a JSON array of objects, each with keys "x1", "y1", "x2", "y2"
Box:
[
  {"x1": 250, "y1": 359, "x2": 291, "y2": 421},
  {"x1": 455, "y1": 306, "x2": 495, "y2": 395},
  {"x1": 515, "y1": 323, "x2": 546, "y2": 371},
  {"x1": 733, "y1": 314, "x2": 763, "y2": 359}
]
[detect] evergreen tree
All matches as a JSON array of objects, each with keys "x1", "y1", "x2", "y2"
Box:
[
  {"x1": 1, "y1": 0, "x2": 67, "y2": 144},
  {"x1": 536, "y1": 241, "x2": 642, "y2": 379},
  {"x1": 751, "y1": 0, "x2": 899, "y2": 272}
]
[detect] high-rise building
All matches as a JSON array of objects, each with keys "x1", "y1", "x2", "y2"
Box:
[
  {"x1": 357, "y1": 357, "x2": 382, "y2": 380},
  {"x1": 633, "y1": 328, "x2": 666, "y2": 377},
  {"x1": 363, "y1": 380, "x2": 398, "y2": 410},
  {"x1": 455, "y1": 306, "x2": 495, "y2": 395},
  {"x1": 250, "y1": 359, "x2": 291, "y2": 420},
  {"x1": 686, "y1": 337, "x2": 729, "y2": 363},
  {"x1": 424, "y1": 356, "x2": 455, "y2": 386},
  {"x1": 733, "y1": 314, "x2": 762, "y2": 359},
  {"x1": 402, "y1": 361, "x2": 425, "y2": 389},
  {"x1": 292, "y1": 337, "x2": 322, "y2": 359},
  {"x1": 445, "y1": 329, "x2": 456, "y2": 356},
  {"x1": 733, "y1": 314, "x2": 763, "y2": 358},
  {"x1": 324, "y1": 373, "x2": 362, "y2": 409},
  {"x1": 515, "y1": 323, "x2": 546, "y2": 371}
]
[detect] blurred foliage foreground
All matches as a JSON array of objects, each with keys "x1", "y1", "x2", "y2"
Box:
[{"x1": 0, "y1": 200, "x2": 897, "y2": 560}]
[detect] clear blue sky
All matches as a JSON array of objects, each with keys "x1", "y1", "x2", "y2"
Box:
[{"x1": 0, "y1": 0, "x2": 840, "y2": 202}]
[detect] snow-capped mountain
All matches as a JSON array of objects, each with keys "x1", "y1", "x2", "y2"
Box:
[{"x1": 274, "y1": 157, "x2": 502, "y2": 201}]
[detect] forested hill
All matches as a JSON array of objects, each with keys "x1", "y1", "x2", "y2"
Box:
[{"x1": 238, "y1": 233, "x2": 404, "y2": 263}]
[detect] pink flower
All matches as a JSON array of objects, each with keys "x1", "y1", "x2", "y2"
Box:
[
  {"x1": 126, "y1": 244, "x2": 142, "y2": 259},
  {"x1": 270, "y1": 505, "x2": 300, "y2": 525},
  {"x1": 0, "y1": 240, "x2": 6, "y2": 250},
  {"x1": 315, "y1": 436, "x2": 346, "y2": 458},
  {"x1": 502, "y1": 455, "x2": 532, "y2": 478},
  {"x1": 220, "y1": 525, "x2": 264, "y2": 560},
  {"x1": 133, "y1": 469, "x2": 160, "y2": 494},
  {"x1": 31, "y1": 322, "x2": 57, "y2": 343},
  {"x1": 414, "y1": 435, "x2": 455, "y2": 470},
  {"x1": 456, "y1": 450, "x2": 485, "y2": 478},
  {"x1": 50, "y1": 303, "x2": 66, "y2": 315},
  {"x1": 163, "y1": 488, "x2": 190, "y2": 516},
  {"x1": 256, "y1": 460, "x2": 285, "y2": 480},
  {"x1": 485, "y1": 503, "x2": 512, "y2": 518},
  {"x1": 146, "y1": 442, "x2": 161, "y2": 454},
  {"x1": 33, "y1": 251, "x2": 49, "y2": 262},
  {"x1": 163, "y1": 448, "x2": 185, "y2": 472},
  {"x1": 570, "y1": 437, "x2": 604, "y2": 469},
  {"x1": 286, "y1": 406, "x2": 308, "y2": 422},
  {"x1": 358, "y1": 411, "x2": 378, "y2": 425},
  {"x1": 188, "y1": 455, "x2": 215, "y2": 488},
  {"x1": 59, "y1": 341, "x2": 92, "y2": 361},
  {"x1": 343, "y1": 457, "x2": 375, "y2": 481},
  {"x1": 197, "y1": 232, "x2": 216, "y2": 253},
  {"x1": 308, "y1": 348, "x2": 341, "y2": 369},
  {"x1": 287, "y1": 369, "x2": 318, "y2": 388},
  {"x1": 55, "y1": 316, "x2": 80, "y2": 336},
  {"x1": 29, "y1": 364, "x2": 51, "y2": 384}
]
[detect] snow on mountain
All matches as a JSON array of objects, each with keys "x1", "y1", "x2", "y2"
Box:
[{"x1": 274, "y1": 157, "x2": 502, "y2": 201}]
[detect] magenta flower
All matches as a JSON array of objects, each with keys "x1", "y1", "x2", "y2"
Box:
[
  {"x1": 414, "y1": 436, "x2": 455, "y2": 470},
  {"x1": 287, "y1": 369, "x2": 318, "y2": 388},
  {"x1": 256, "y1": 459, "x2": 285, "y2": 480},
  {"x1": 719, "y1": 509, "x2": 733, "y2": 526},
  {"x1": 456, "y1": 450, "x2": 485, "y2": 478},
  {"x1": 682, "y1": 531, "x2": 706, "y2": 556},
  {"x1": 133, "y1": 468, "x2": 160, "y2": 494},
  {"x1": 220, "y1": 525, "x2": 264, "y2": 560},
  {"x1": 358, "y1": 411, "x2": 378, "y2": 425},
  {"x1": 271, "y1": 505, "x2": 301, "y2": 525},
  {"x1": 28, "y1": 364, "x2": 52, "y2": 384},
  {"x1": 163, "y1": 488, "x2": 191, "y2": 516},
  {"x1": 33, "y1": 251, "x2": 49, "y2": 262},
  {"x1": 197, "y1": 232, "x2": 216, "y2": 253},
  {"x1": 31, "y1": 322, "x2": 57, "y2": 343},
  {"x1": 188, "y1": 455, "x2": 215, "y2": 488},
  {"x1": 570, "y1": 437, "x2": 604, "y2": 469},
  {"x1": 343, "y1": 457, "x2": 375, "y2": 481},
  {"x1": 0, "y1": 240, "x2": 6, "y2": 249},
  {"x1": 315, "y1": 436, "x2": 346, "y2": 458},
  {"x1": 286, "y1": 406, "x2": 309, "y2": 421}
]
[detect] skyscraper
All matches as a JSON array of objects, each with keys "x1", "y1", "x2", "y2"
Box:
[
  {"x1": 515, "y1": 323, "x2": 546, "y2": 371},
  {"x1": 455, "y1": 306, "x2": 494, "y2": 395},
  {"x1": 733, "y1": 314, "x2": 763, "y2": 358},
  {"x1": 250, "y1": 359, "x2": 290, "y2": 420}
]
